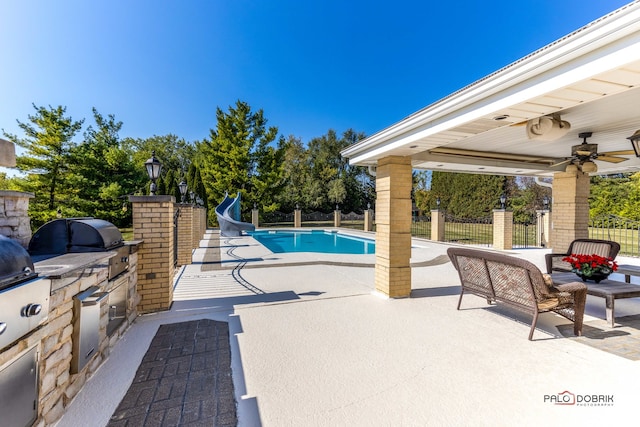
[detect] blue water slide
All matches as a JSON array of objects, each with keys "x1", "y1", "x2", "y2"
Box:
[{"x1": 215, "y1": 192, "x2": 256, "y2": 237}]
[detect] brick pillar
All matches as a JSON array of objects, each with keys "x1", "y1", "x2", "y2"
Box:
[
  {"x1": 294, "y1": 208, "x2": 302, "y2": 228},
  {"x1": 177, "y1": 204, "x2": 193, "y2": 266},
  {"x1": 252, "y1": 207, "x2": 259, "y2": 227},
  {"x1": 492, "y1": 209, "x2": 513, "y2": 250},
  {"x1": 431, "y1": 209, "x2": 445, "y2": 241},
  {"x1": 334, "y1": 209, "x2": 341, "y2": 227},
  {"x1": 550, "y1": 171, "x2": 590, "y2": 253},
  {"x1": 192, "y1": 206, "x2": 201, "y2": 249},
  {"x1": 364, "y1": 207, "x2": 374, "y2": 231},
  {"x1": 0, "y1": 190, "x2": 34, "y2": 247},
  {"x1": 374, "y1": 156, "x2": 412, "y2": 298},
  {"x1": 129, "y1": 195, "x2": 176, "y2": 313},
  {"x1": 536, "y1": 210, "x2": 551, "y2": 248}
]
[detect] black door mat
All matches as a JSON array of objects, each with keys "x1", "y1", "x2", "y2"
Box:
[{"x1": 108, "y1": 319, "x2": 237, "y2": 426}]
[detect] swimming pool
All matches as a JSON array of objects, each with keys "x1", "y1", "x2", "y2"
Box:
[{"x1": 250, "y1": 230, "x2": 375, "y2": 254}]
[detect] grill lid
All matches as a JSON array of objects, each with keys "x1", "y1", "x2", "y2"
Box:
[
  {"x1": 0, "y1": 234, "x2": 37, "y2": 291},
  {"x1": 28, "y1": 218, "x2": 124, "y2": 255}
]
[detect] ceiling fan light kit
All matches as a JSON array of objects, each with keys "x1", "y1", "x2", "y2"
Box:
[{"x1": 526, "y1": 113, "x2": 571, "y2": 141}]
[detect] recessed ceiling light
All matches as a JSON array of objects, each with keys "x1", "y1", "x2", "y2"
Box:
[
  {"x1": 409, "y1": 145, "x2": 418, "y2": 149},
  {"x1": 493, "y1": 114, "x2": 510, "y2": 121},
  {"x1": 436, "y1": 164, "x2": 443, "y2": 167},
  {"x1": 478, "y1": 167, "x2": 485, "y2": 170}
]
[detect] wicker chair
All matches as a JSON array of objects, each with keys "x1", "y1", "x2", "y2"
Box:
[
  {"x1": 545, "y1": 239, "x2": 620, "y2": 274},
  {"x1": 447, "y1": 247, "x2": 587, "y2": 340}
]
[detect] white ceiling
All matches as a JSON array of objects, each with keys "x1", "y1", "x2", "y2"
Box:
[{"x1": 342, "y1": 2, "x2": 640, "y2": 177}]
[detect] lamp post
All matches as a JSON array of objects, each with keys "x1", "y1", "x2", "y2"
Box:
[
  {"x1": 499, "y1": 194, "x2": 506, "y2": 210},
  {"x1": 542, "y1": 195, "x2": 550, "y2": 210},
  {"x1": 144, "y1": 151, "x2": 162, "y2": 195},
  {"x1": 189, "y1": 191, "x2": 195, "y2": 204},
  {"x1": 178, "y1": 180, "x2": 188, "y2": 203},
  {"x1": 436, "y1": 197, "x2": 441, "y2": 209}
]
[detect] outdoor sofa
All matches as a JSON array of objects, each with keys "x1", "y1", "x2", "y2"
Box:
[
  {"x1": 545, "y1": 238, "x2": 620, "y2": 274},
  {"x1": 447, "y1": 247, "x2": 587, "y2": 340}
]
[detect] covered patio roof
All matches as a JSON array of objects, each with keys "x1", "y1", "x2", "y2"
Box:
[{"x1": 342, "y1": 2, "x2": 640, "y2": 177}]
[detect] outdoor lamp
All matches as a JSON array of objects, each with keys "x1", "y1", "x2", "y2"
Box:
[
  {"x1": 499, "y1": 194, "x2": 506, "y2": 210},
  {"x1": 542, "y1": 195, "x2": 549, "y2": 210},
  {"x1": 178, "y1": 180, "x2": 188, "y2": 203},
  {"x1": 436, "y1": 197, "x2": 441, "y2": 208},
  {"x1": 627, "y1": 129, "x2": 640, "y2": 157},
  {"x1": 144, "y1": 151, "x2": 162, "y2": 195},
  {"x1": 189, "y1": 191, "x2": 195, "y2": 204}
]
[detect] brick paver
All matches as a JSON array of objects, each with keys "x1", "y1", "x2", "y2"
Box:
[
  {"x1": 558, "y1": 313, "x2": 640, "y2": 360},
  {"x1": 109, "y1": 319, "x2": 237, "y2": 426}
]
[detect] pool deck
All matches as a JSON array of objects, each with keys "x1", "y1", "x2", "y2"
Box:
[{"x1": 56, "y1": 228, "x2": 640, "y2": 426}]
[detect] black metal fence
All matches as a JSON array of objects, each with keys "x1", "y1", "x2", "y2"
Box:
[
  {"x1": 444, "y1": 213, "x2": 493, "y2": 246},
  {"x1": 513, "y1": 220, "x2": 537, "y2": 248},
  {"x1": 411, "y1": 215, "x2": 431, "y2": 239},
  {"x1": 590, "y1": 215, "x2": 640, "y2": 257}
]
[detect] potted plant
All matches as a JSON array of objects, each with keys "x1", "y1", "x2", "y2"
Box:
[{"x1": 562, "y1": 253, "x2": 618, "y2": 283}]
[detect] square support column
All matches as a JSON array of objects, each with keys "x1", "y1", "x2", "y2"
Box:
[
  {"x1": 192, "y1": 206, "x2": 201, "y2": 249},
  {"x1": 252, "y1": 208, "x2": 259, "y2": 227},
  {"x1": 129, "y1": 195, "x2": 176, "y2": 313},
  {"x1": 492, "y1": 209, "x2": 513, "y2": 250},
  {"x1": 364, "y1": 208, "x2": 374, "y2": 231},
  {"x1": 334, "y1": 209, "x2": 341, "y2": 227},
  {"x1": 550, "y1": 171, "x2": 590, "y2": 253},
  {"x1": 375, "y1": 156, "x2": 412, "y2": 298},
  {"x1": 431, "y1": 209, "x2": 445, "y2": 241},
  {"x1": 536, "y1": 210, "x2": 550, "y2": 248},
  {"x1": 294, "y1": 209, "x2": 302, "y2": 228},
  {"x1": 177, "y1": 204, "x2": 193, "y2": 266}
]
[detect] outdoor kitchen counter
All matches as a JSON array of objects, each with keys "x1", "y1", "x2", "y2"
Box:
[{"x1": 33, "y1": 240, "x2": 142, "y2": 292}]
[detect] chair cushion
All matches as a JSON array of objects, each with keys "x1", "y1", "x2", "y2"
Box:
[{"x1": 537, "y1": 298, "x2": 560, "y2": 310}]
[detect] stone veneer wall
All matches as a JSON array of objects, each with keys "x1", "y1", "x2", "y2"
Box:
[
  {"x1": 0, "y1": 251, "x2": 139, "y2": 426},
  {"x1": 0, "y1": 190, "x2": 34, "y2": 247}
]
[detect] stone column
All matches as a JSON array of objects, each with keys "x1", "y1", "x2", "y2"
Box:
[
  {"x1": 550, "y1": 171, "x2": 590, "y2": 253},
  {"x1": 492, "y1": 209, "x2": 513, "y2": 250},
  {"x1": 294, "y1": 208, "x2": 302, "y2": 228},
  {"x1": 129, "y1": 195, "x2": 176, "y2": 313},
  {"x1": 334, "y1": 207, "x2": 341, "y2": 227},
  {"x1": 364, "y1": 206, "x2": 374, "y2": 231},
  {"x1": 0, "y1": 190, "x2": 34, "y2": 247},
  {"x1": 252, "y1": 206, "x2": 259, "y2": 227},
  {"x1": 176, "y1": 203, "x2": 193, "y2": 266},
  {"x1": 374, "y1": 156, "x2": 412, "y2": 298},
  {"x1": 536, "y1": 210, "x2": 551, "y2": 248},
  {"x1": 431, "y1": 209, "x2": 445, "y2": 241}
]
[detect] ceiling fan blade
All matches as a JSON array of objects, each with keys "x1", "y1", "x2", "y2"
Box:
[
  {"x1": 551, "y1": 159, "x2": 573, "y2": 167},
  {"x1": 600, "y1": 150, "x2": 636, "y2": 156},
  {"x1": 596, "y1": 155, "x2": 628, "y2": 163}
]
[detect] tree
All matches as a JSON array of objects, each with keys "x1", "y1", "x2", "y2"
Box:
[
  {"x1": 430, "y1": 171, "x2": 509, "y2": 218},
  {"x1": 303, "y1": 129, "x2": 367, "y2": 212},
  {"x1": 3, "y1": 104, "x2": 84, "y2": 225},
  {"x1": 197, "y1": 100, "x2": 279, "y2": 222},
  {"x1": 70, "y1": 108, "x2": 142, "y2": 226}
]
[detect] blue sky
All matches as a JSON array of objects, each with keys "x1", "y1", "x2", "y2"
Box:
[{"x1": 0, "y1": 0, "x2": 633, "y2": 152}]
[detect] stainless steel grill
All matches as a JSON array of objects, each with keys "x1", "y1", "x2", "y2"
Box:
[{"x1": 29, "y1": 218, "x2": 129, "y2": 280}]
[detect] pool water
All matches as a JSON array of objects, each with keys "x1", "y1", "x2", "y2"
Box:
[{"x1": 250, "y1": 230, "x2": 375, "y2": 254}]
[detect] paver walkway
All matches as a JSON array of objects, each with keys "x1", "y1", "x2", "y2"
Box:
[{"x1": 107, "y1": 319, "x2": 237, "y2": 427}]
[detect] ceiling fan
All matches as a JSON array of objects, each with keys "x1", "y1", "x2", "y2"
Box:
[{"x1": 552, "y1": 132, "x2": 635, "y2": 169}]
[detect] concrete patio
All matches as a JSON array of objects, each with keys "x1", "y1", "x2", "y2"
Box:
[{"x1": 55, "y1": 229, "x2": 640, "y2": 426}]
